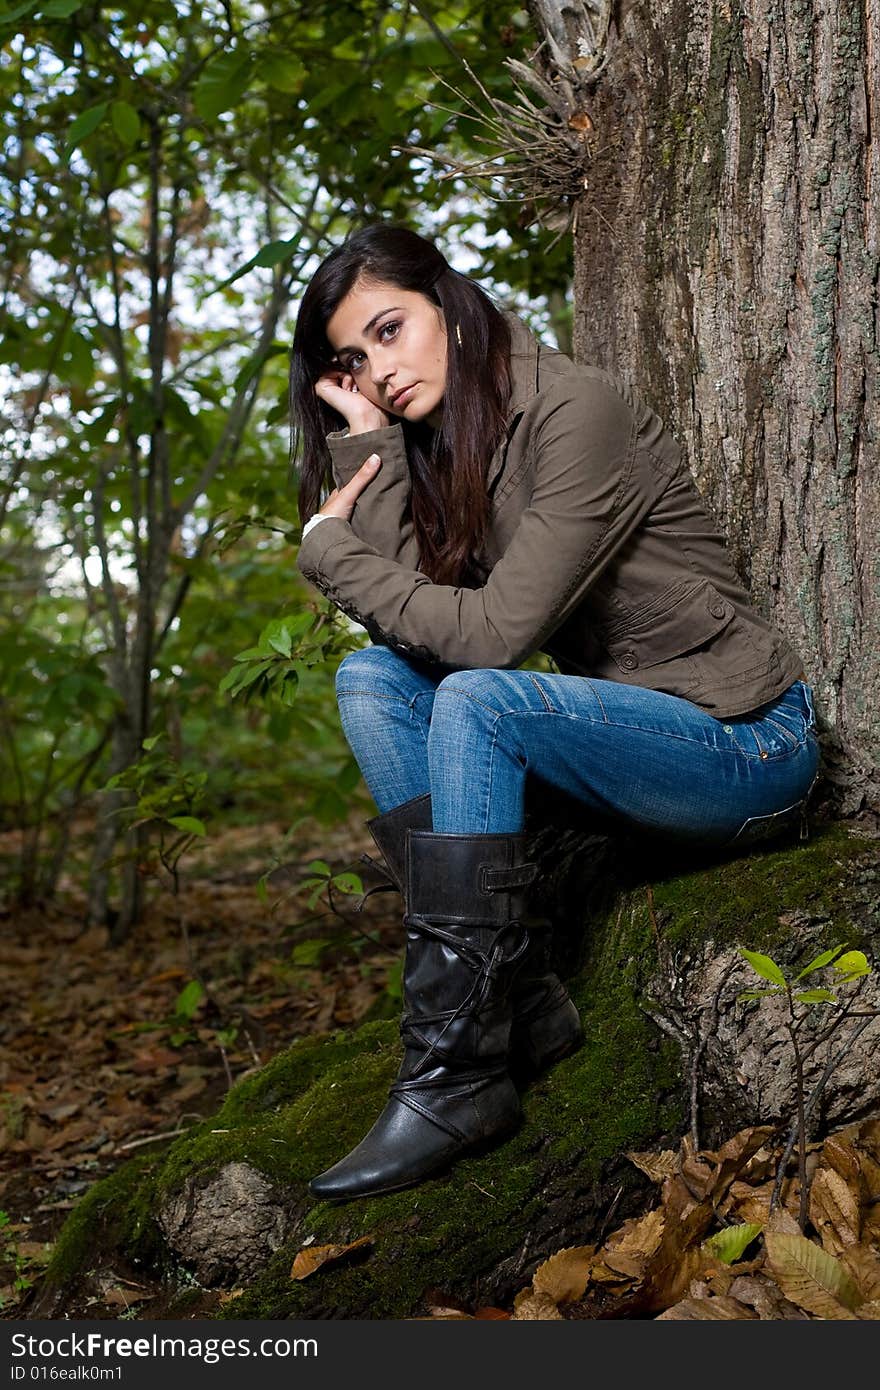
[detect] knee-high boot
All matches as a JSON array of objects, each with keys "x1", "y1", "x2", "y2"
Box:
[
  {"x1": 362, "y1": 794, "x2": 583, "y2": 1077},
  {"x1": 309, "y1": 830, "x2": 537, "y2": 1200}
]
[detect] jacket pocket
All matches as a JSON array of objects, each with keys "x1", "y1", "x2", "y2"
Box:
[{"x1": 601, "y1": 579, "x2": 734, "y2": 675}]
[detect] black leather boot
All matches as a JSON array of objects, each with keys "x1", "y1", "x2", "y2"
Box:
[
  {"x1": 308, "y1": 830, "x2": 536, "y2": 1200},
  {"x1": 364, "y1": 795, "x2": 583, "y2": 1078}
]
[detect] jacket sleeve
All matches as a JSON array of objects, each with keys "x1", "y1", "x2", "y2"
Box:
[
  {"x1": 320, "y1": 422, "x2": 420, "y2": 569},
  {"x1": 296, "y1": 379, "x2": 662, "y2": 669}
]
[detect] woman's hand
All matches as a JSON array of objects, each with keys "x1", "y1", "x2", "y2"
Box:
[
  {"x1": 315, "y1": 364, "x2": 390, "y2": 435},
  {"x1": 317, "y1": 454, "x2": 382, "y2": 524}
]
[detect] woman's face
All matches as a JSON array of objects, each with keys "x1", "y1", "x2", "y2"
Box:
[{"x1": 324, "y1": 278, "x2": 448, "y2": 427}]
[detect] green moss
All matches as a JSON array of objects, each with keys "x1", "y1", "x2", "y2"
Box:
[{"x1": 41, "y1": 1151, "x2": 167, "y2": 1299}]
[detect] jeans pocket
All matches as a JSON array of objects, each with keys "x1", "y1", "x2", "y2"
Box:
[
  {"x1": 722, "y1": 798, "x2": 807, "y2": 849},
  {"x1": 760, "y1": 714, "x2": 804, "y2": 753}
]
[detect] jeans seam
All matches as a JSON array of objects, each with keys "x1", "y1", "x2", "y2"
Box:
[
  {"x1": 485, "y1": 707, "x2": 809, "y2": 760},
  {"x1": 527, "y1": 673, "x2": 554, "y2": 712}
]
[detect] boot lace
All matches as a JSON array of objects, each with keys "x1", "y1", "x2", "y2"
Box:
[{"x1": 392, "y1": 914, "x2": 529, "y2": 1087}]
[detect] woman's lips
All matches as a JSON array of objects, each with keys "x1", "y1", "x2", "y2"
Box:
[{"x1": 390, "y1": 384, "x2": 417, "y2": 408}]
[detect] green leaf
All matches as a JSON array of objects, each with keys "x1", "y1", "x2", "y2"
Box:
[
  {"x1": 703, "y1": 1222, "x2": 763, "y2": 1265},
  {"x1": 794, "y1": 989, "x2": 837, "y2": 1004},
  {"x1": 110, "y1": 99, "x2": 140, "y2": 146},
  {"x1": 740, "y1": 948, "x2": 787, "y2": 987},
  {"x1": 796, "y1": 946, "x2": 845, "y2": 980},
  {"x1": 259, "y1": 52, "x2": 306, "y2": 93},
  {"x1": 142, "y1": 735, "x2": 162, "y2": 751},
  {"x1": 331, "y1": 871, "x2": 363, "y2": 896},
  {"x1": 167, "y1": 815, "x2": 206, "y2": 836},
  {"x1": 1, "y1": 0, "x2": 40, "y2": 25},
  {"x1": 832, "y1": 950, "x2": 869, "y2": 979},
  {"x1": 253, "y1": 239, "x2": 296, "y2": 268},
  {"x1": 194, "y1": 49, "x2": 251, "y2": 121},
  {"x1": 290, "y1": 938, "x2": 330, "y2": 967},
  {"x1": 41, "y1": 0, "x2": 82, "y2": 14},
  {"x1": 64, "y1": 102, "x2": 109, "y2": 161},
  {"x1": 267, "y1": 625, "x2": 292, "y2": 658},
  {"x1": 174, "y1": 979, "x2": 204, "y2": 1021}
]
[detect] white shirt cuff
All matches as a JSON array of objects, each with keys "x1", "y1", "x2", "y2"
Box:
[{"x1": 302, "y1": 514, "x2": 330, "y2": 540}]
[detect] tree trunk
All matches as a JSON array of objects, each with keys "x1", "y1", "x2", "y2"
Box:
[{"x1": 566, "y1": 0, "x2": 879, "y2": 811}]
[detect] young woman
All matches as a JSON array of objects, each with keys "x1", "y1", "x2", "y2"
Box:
[{"x1": 289, "y1": 223, "x2": 819, "y2": 1201}]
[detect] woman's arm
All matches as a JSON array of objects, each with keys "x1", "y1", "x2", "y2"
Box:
[
  {"x1": 308, "y1": 367, "x2": 420, "y2": 568},
  {"x1": 297, "y1": 377, "x2": 664, "y2": 668}
]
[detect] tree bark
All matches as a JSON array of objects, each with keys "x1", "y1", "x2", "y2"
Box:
[{"x1": 563, "y1": 0, "x2": 879, "y2": 812}]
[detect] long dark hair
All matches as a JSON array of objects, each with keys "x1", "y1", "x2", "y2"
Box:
[{"x1": 289, "y1": 224, "x2": 512, "y2": 586}]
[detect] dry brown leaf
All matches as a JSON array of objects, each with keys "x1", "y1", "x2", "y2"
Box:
[
  {"x1": 677, "y1": 1136, "x2": 716, "y2": 1202},
  {"x1": 856, "y1": 1300, "x2": 880, "y2": 1319},
  {"x1": 602, "y1": 1207, "x2": 664, "y2": 1278},
  {"x1": 729, "y1": 1182, "x2": 801, "y2": 1228},
  {"x1": 853, "y1": 1117, "x2": 880, "y2": 1158},
  {"x1": 821, "y1": 1135, "x2": 862, "y2": 1187},
  {"x1": 532, "y1": 1245, "x2": 595, "y2": 1304},
  {"x1": 708, "y1": 1126, "x2": 776, "y2": 1183},
  {"x1": 656, "y1": 1295, "x2": 758, "y2": 1320},
  {"x1": 511, "y1": 1288, "x2": 564, "y2": 1320},
  {"x1": 728, "y1": 1274, "x2": 806, "y2": 1320},
  {"x1": 765, "y1": 1207, "x2": 804, "y2": 1236},
  {"x1": 585, "y1": 1259, "x2": 637, "y2": 1288},
  {"x1": 473, "y1": 1307, "x2": 510, "y2": 1320},
  {"x1": 809, "y1": 1165, "x2": 861, "y2": 1254},
  {"x1": 290, "y1": 1234, "x2": 373, "y2": 1280},
  {"x1": 640, "y1": 1198, "x2": 717, "y2": 1313},
  {"x1": 840, "y1": 1243, "x2": 880, "y2": 1302},
  {"x1": 626, "y1": 1149, "x2": 678, "y2": 1183},
  {"x1": 764, "y1": 1230, "x2": 862, "y2": 1319}
]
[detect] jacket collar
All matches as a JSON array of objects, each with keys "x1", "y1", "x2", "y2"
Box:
[
  {"x1": 503, "y1": 310, "x2": 541, "y2": 421},
  {"x1": 482, "y1": 311, "x2": 541, "y2": 492}
]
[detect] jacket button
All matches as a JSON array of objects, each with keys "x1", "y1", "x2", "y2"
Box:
[
  {"x1": 620, "y1": 652, "x2": 638, "y2": 671},
  {"x1": 709, "y1": 601, "x2": 726, "y2": 618}
]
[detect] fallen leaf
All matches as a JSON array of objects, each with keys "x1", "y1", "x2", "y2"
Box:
[
  {"x1": 703, "y1": 1222, "x2": 763, "y2": 1265},
  {"x1": 626, "y1": 1149, "x2": 678, "y2": 1183},
  {"x1": 511, "y1": 1288, "x2": 563, "y2": 1320},
  {"x1": 290, "y1": 1234, "x2": 373, "y2": 1280},
  {"x1": 764, "y1": 1230, "x2": 862, "y2": 1318},
  {"x1": 809, "y1": 1165, "x2": 861, "y2": 1254},
  {"x1": 840, "y1": 1244, "x2": 880, "y2": 1303},
  {"x1": 532, "y1": 1245, "x2": 595, "y2": 1304},
  {"x1": 727, "y1": 1273, "x2": 806, "y2": 1320},
  {"x1": 821, "y1": 1135, "x2": 862, "y2": 1188},
  {"x1": 656, "y1": 1295, "x2": 758, "y2": 1320},
  {"x1": 602, "y1": 1206, "x2": 664, "y2": 1278}
]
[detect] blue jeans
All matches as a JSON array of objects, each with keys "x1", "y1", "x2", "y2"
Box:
[{"x1": 335, "y1": 646, "x2": 820, "y2": 848}]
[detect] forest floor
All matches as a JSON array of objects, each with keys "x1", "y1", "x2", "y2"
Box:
[
  {"x1": 0, "y1": 809, "x2": 403, "y2": 1319},
  {"x1": 2, "y1": 815, "x2": 879, "y2": 1323}
]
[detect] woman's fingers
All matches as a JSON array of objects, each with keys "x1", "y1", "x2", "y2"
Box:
[{"x1": 318, "y1": 456, "x2": 381, "y2": 522}]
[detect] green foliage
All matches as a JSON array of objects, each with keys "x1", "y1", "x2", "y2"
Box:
[
  {"x1": 703, "y1": 1221, "x2": 763, "y2": 1265},
  {"x1": 738, "y1": 941, "x2": 875, "y2": 1230},
  {"x1": 0, "y1": 0, "x2": 575, "y2": 924},
  {"x1": 738, "y1": 944, "x2": 871, "y2": 1007}
]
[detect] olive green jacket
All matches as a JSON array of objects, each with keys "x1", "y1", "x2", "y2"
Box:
[{"x1": 296, "y1": 312, "x2": 803, "y2": 718}]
